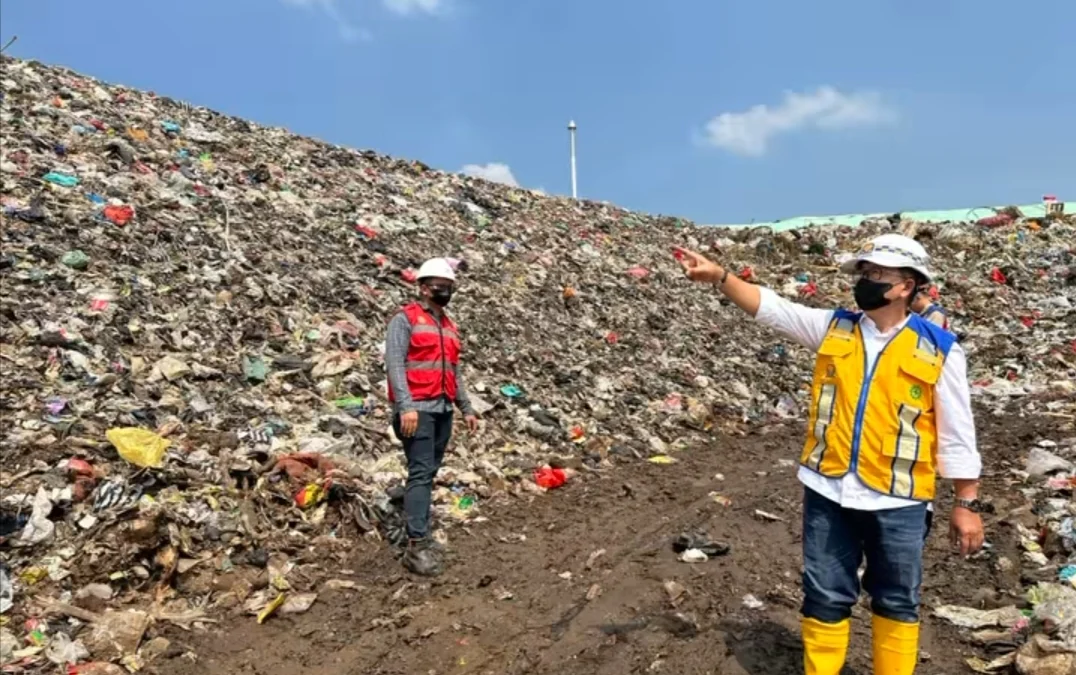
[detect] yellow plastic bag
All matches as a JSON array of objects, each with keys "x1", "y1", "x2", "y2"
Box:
[
  {"x1": 106, "y1": 428, "x2": 170, "y2": 468},
  {"x1": 257, "y1": 593, "x2": 286, "y2": 624},
  {"x1": 647, "y1": 455, "x2": 678, "y2": 465}
]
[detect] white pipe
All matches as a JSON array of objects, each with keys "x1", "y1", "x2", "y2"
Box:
[{"x1": 568, "y1": 120, "x2": 578, "y2": 200}]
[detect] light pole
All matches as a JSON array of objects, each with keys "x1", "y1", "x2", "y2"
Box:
[{"x1": 567, "y1": 120, "x2": 578, "y2": 200}]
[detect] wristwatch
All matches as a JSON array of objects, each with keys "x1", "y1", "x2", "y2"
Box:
[
  {"x1": 955, "y1": 498, "x2": 982, "y2": 513},
  {"x1": 716, "y1": 268, "x2": 729, "y2": 286}
]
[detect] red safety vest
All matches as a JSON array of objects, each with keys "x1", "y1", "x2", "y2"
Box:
[{"x1": 387, "y1": 302, "x2": 460, "y2": 403}]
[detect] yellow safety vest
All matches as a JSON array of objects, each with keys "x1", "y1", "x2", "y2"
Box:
[{"x1": 800, "y1": 310, "x2": 956, "y2": 501}]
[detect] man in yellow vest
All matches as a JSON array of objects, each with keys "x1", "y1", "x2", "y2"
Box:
[
  {"x1": 676, "y1": 234, "x2": 984, "y2": 675},
  {"x1": 911, "y1": 288, "x2": 951, "y2": 331}
]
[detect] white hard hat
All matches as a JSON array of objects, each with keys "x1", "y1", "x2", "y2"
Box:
[
  {"x1": 839, "y1": 234, "x2": 933, "y2": 283},
  {"x1": 416, "y1": 258, "x2": 456, "y2": 282}
]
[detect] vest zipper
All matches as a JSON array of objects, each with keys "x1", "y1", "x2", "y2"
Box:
[
  {"x1": 848, "y1": 328, "x2": 904, "y2": 474},
  {"x1": 436, "y1": 316, "x2": 448, "y2": 400}
]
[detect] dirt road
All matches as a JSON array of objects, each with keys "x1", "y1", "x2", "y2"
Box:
[{"x1": 155, "y1": 413, "x2": 1048, "y2": 675}]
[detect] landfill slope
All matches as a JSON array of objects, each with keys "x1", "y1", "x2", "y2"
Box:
[{"x1": 1, "y1": 55, "x2": 1075, "y2": 674}]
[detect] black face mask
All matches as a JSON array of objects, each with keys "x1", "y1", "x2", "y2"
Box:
[
  {"x1": 428, "y1": 287, "x2": 453, "y2": 307},
  {"x1": 853, "y1": 278, "x2": 893, "y2": 311}
]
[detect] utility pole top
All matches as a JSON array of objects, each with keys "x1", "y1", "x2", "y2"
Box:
[{"x1": 567, "y1": 120, "x2": 578, "y2": 200}]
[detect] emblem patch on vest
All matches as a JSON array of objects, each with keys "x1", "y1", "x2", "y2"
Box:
[
  {"x1": 826, "y1": 364, "x2": 836, "y2": 377},
  {"x1": 909, "y1": 384, "x2": 923, "y2": 400}
]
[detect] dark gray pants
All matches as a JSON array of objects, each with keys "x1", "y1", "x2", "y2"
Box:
[{"x1": 393, "y1": 411, "x2": 453, "y2": 541}]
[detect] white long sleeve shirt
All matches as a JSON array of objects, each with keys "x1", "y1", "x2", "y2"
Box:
[{"x1": 755, "y1": 288, "x2": 982, "y2": 511}]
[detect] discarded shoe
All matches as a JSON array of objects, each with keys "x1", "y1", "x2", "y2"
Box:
[{"x1": 672, "y1": 532, "x2": 731, "y2": 557}]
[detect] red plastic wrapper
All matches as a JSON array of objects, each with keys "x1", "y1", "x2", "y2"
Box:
[
  {"x1": 103, "y1": 204, "x2": 134, "y2": 226},
  {"x1": 534, "y1": 467, "x2": 567, "y2": 490},
  {"x1": 354, "y1": 224, "x2": 378, "y2": 239},
  {"x1": 294, "y1": 484, "x2": 324, "y2": 509}
]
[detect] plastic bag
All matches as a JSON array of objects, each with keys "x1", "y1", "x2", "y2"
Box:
[
  {"x1": 1026, "y1": 448, "x2": 1074, "y2": 477},
  {"x1": 45, "y1": 633, "x2": 90, "y2": 665},
  {"x1": 106, "y1": 428, "x2": 170, "y2": 468},
  {"x1": 534, "y1": 467, "x2": 567, "y2": 489},
  {"x1": 11, "y1": 488, "x2": 55, "y2": 547},
  {"x1": 0, "y1": 564, "x2": 13, "y2": 613}
]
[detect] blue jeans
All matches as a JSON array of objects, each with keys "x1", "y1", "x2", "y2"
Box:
[
  {"x1": 801, "y1": 487, "x2": 928, "y2": 624},
  {"x1": 392, "y1": 411, "x2": 454, "y2": 540}
]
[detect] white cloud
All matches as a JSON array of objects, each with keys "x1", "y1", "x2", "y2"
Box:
[
  {"x1": 700, "y1": 87, "x2": 896, "y2": 157},
  {"x1": 460, "y1": 163, "x2": 519, "y2": 187},
  {"x1": 383, "y1": 0, "x2": 445, "y2": 15},
  {"x1": 281, "y1": 0, "x2": 446, "y2": 41},
  {"x1": 279, "y1": 0, "x2": 370, "y2": 41}
]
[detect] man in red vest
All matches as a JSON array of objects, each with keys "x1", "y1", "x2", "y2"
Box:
[{"x1": 386, "y1": 258, "x2": 479, "y2": 576}]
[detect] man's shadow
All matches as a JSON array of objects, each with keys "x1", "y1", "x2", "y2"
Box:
[{"x1": 719, "y1": 620, "x2": 862, "y2": 675}]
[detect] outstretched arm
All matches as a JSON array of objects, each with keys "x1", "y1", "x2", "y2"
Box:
[
  {"x1": 676, "y1": 247, "x2": 761, "y2": 316},
  {"x1": 676, "y1": 248, "x2": 834, "y2": 352}
]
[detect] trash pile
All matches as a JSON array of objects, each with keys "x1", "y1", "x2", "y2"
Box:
[
  {"x1": 934, "y1": 438, "x2": 1076, "y2": 675},
  {"x1": 1, "y1": 55, "x2": 1074, "y2": 670}
]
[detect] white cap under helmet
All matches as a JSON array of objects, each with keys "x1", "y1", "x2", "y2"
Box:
[
  {"x1": 839, "y1": 234, "x2": 933, "y2": 283},
  {"x1": 416, "y1": 258, "x2": 456, "y2": 282}
]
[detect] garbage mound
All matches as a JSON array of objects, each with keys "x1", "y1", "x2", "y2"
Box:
[{"x1": 1, "y1": 56, "x2": 1074, "y2": 670}]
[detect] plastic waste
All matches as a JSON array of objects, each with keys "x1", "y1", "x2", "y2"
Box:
[
  {"x1": 648, "y1": 455, "x2": 678, "y2": 464},
  {"x1": 61, "y1": 250, "x2": 90, "y2": 270},
  {"x1": 742, "y1": 594, "x2": 765, "y2": 610},
  {"x1": 101, "y1": 204, "x2": 134, "y2": 225},
  {"x1": 534, "y1": 467, "x2": 567, "y2": 489},
  {"x1": 0, "y1": 53, "x2": 1073, "y2": 670},
  {"x1": 678, "y1": 549, "x2": 708, "y2": 563},
  {"x1": 67, "y1": 663, "x2": 126, "y2": 675},
  {"x1": 934, "y1": 605, "x2": 1026, "y2": 629},
  {"x1": 11, "y1": 488, "x2": 55, "y2": 547},
  {"x1": 499, "y1": 384, "x2": 524, "y2": 399},
  {"x1": 1026, "y1": 447, "x2": 1075, "y2": 477},
  {"x1": 45, "y1": 633, "x2": 90, "y2": 665},
  {"x1": 106, "y1": 428, "x2": 170, "y2": 468},
  {"x1": 0, "y1": 564, "x2": 13, "y2": 614},
  {"x1": 294, "y1": 484, "x2": 324, "y2": 509},
  {"x1": 243, "y1": 355, "x2": 269, "y2": 383},
  {"x1": 43, "y1": 172, "x2": 79, "y2": 187}
]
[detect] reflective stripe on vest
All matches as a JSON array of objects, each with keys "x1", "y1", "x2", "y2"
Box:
[
  {"x1": 799, "y1": 311, "x2": 955, "y2": 501},
  {"x1": 387, "y1": 302, "x2": 460, "y2": 403}
]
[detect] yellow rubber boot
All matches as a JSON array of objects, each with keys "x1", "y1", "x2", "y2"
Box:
[
  {"x1": 872, "y1": 614, "x2": 920, "y2": 675},
  {"x1": 802, "y1": 617, "x2": 850, "y2": 675}
]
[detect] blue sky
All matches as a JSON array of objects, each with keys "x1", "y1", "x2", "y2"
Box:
[{"x1": 2, "y1": 0, "x2": 1072, "y2": 224}]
